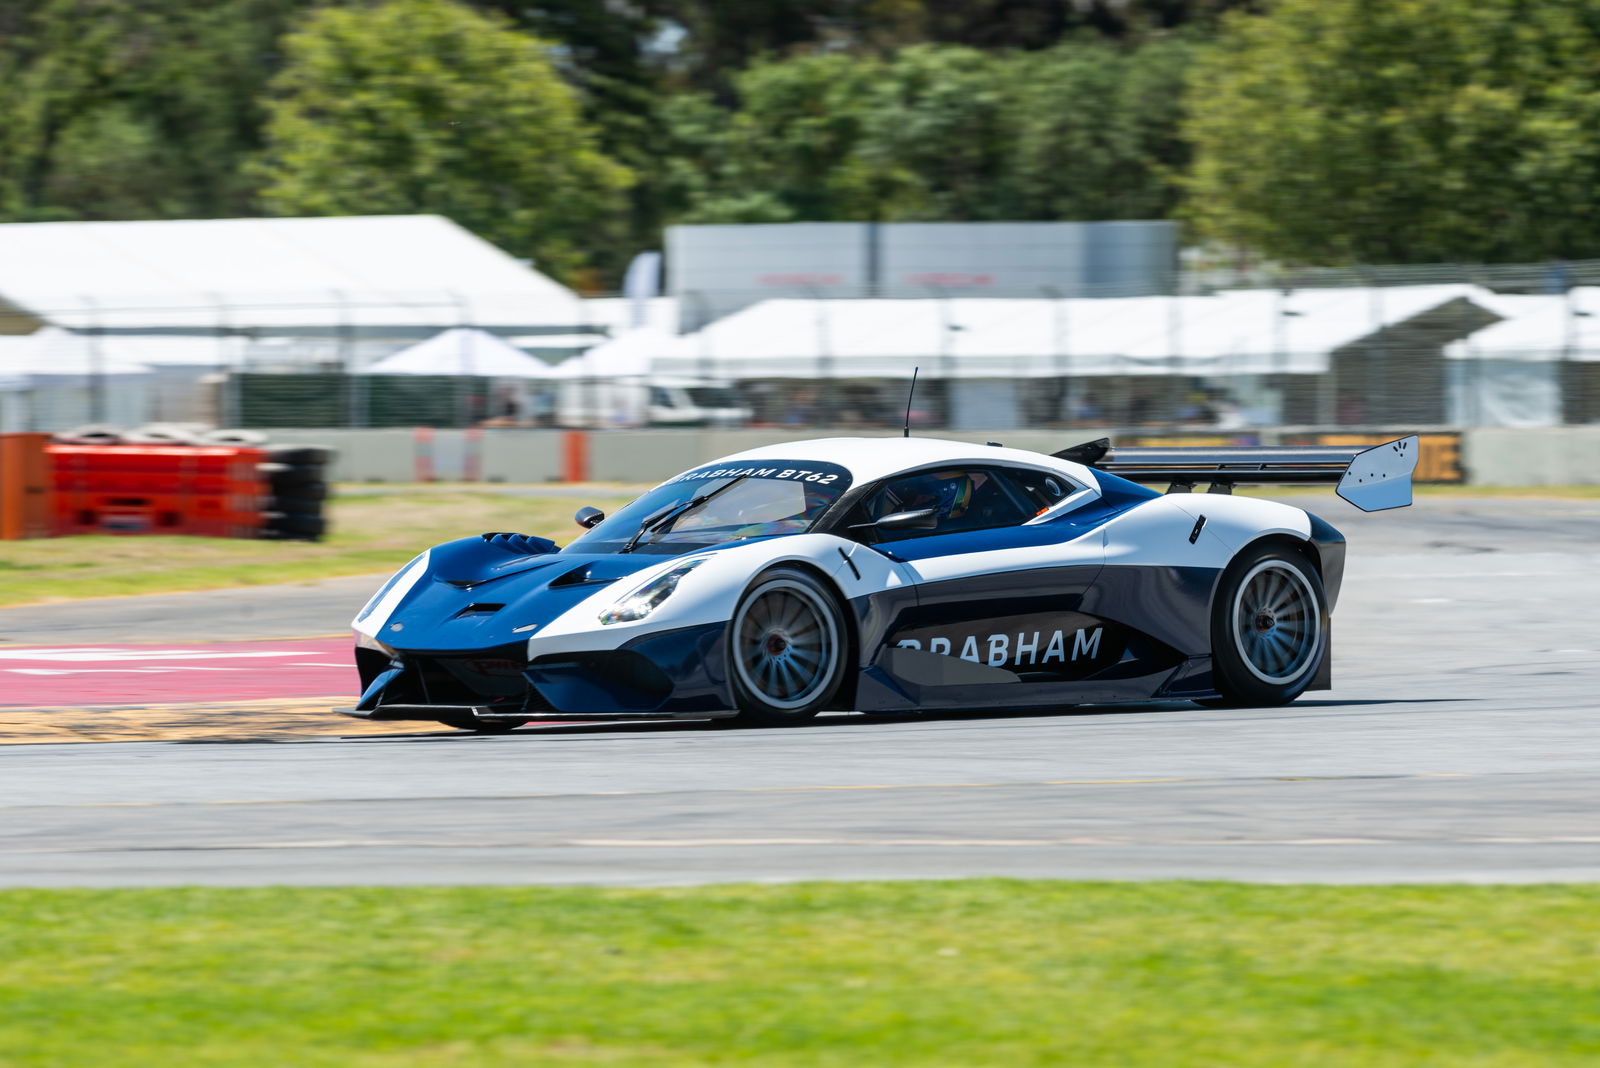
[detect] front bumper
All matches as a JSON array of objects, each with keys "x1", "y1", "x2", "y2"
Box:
[{"x1": 340, "y1": 622, "x2": 735, "y2": 723}]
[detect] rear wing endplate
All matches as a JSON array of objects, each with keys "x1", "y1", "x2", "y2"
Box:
[{"x1": 1053, "y1": 436, "x2": 1420, "y2": 512}]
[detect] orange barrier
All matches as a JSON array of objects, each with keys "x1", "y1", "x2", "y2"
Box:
[
  {"x1": 561, "y1": 430, "x2": 589, "y2": 483},
  {"x1": 49, "y1": 445, "x2": 266, "y2": 537},
  {"x1": 0, "y1": 433, "x2": 53, "y2": 540}
]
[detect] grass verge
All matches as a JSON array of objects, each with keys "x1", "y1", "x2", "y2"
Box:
[
  {"x1": 0, "y1": 488, "x2": 637, "y2": 608},
  {"x1": 1, "y1": 881, "x2": 1596, "y2": 1066}
]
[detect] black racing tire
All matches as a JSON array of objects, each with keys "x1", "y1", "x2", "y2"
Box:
[
  {"x1": 726, "y1": 566, "x2": 850, "y2": 726},
  {"x1": 1203, "y1": 542, "x2": 1328, "y2": 708},
  {"x1": 203, "y1": 429, "x2": 270, "y2": 447},
  {"x1": 53, "y1": 424, "x2": 123, "y2": 445},
  {"x1": 258, "y1": 462, "x2": 326, "y2": 491},
  {"x1": 121, "y1": 424, "x2": 204, "y2": 446},
  {"x1": 436, "y1": 715, "x2": 528, "y2": 733},
  {"x1": 268, "y1": 495, "x2": 328, "y2": 514},
  {"x1": 261, "y1": 512, "x2": 327, "y2": 539},
  {"x1": 266, "y1": 445, "x2": 334, "y2": 466}
]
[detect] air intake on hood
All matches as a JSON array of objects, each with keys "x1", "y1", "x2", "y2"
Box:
[
  {"x1": 550, "y1": 564, "x2": 601, "y2": 587},
  {"x1": 453, "y1": 603, "x2": 504, "y2": 618}
]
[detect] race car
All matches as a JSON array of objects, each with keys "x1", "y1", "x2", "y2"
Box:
[{"x1": 340, "y1": 434, "x2": 1417, "y2": 731}]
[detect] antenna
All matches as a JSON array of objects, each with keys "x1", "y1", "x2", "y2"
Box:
[{"x1": 903, "y1": 366, "x2": 919, "y2": 438}]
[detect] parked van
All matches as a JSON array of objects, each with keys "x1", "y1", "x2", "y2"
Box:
[{"x1": 555, "y1": 377, "x2": 750, "y2": 428}]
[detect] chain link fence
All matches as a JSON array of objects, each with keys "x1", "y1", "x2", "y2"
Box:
[{"x1": 2, "y1": 258, "x2": 1598, "y2": 436}]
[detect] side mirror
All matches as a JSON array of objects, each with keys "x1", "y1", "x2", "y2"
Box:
[
  {"x1": 574, "y1": 506, "x2": 606, "y2": 529},
  {"x1": 850, "y1": 507, "x2": 938, "y2": 533}
]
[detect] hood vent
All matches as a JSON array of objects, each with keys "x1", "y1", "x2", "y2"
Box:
[
  {"x1": 550, "y1": 564, "x2": 604, "y2": 588},
  {"x1": 453, "y1": 603, "x2": 505, "y2": 618}
]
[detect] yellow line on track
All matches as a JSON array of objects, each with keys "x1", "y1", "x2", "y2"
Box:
[{"x1": 0, "y1": 697, "x2": 408, "y2": 744}]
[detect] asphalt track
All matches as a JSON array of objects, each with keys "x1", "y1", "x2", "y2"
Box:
[{"x1": 1, "y1": 496, "x2": 1597, "y2": 887}]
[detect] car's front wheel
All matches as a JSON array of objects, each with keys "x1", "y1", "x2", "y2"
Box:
[
  {"x1": 727, "y1": 566, "x2": 849, "y2": 726},
  {"x1": 1205, "y1": 543, "x2": 1327, "y2": 707}
]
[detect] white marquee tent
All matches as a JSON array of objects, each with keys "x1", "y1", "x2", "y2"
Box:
[
  {"x1": 1441, "y1": 288, "x2": 1600, "y2": 426},
  {"x1": 1443, "y1": 289, "x2": 1600, "y2": 362},
  {"x1": 641, "y1": 287, "x2": 1502, "y2": 381},
  {"x1": 0, "y1": 215, "x2": 588, "y2": 335},
  {"x1": 549, "y1": 327, "x2": 667, "y2": 379},
  {"x1": 0, "y1": 327, "x2": 154, "y2": 430},
  {"x1": 361, "y1": 328, "x2": 561, "y2": 379},
  {"x1": 0, "y1": 327, "x2": 153, "y2": 381}
]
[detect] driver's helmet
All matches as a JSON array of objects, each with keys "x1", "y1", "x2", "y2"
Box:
[{"x1": 892, "y1": 471, "x2": 975, "y2": 519}]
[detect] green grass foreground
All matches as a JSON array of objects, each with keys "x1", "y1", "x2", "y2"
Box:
[{"x1": 1, "y1": 882, "x2": 1596, "y2": 1066}]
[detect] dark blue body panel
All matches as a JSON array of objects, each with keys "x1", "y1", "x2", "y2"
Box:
[{"x1": 376, "y1": 537, "x2": 662, "y2": 654}]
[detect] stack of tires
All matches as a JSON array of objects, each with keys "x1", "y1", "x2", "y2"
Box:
[{"x1": 258, "y1": 445, "x2": 333, "y2": 542}]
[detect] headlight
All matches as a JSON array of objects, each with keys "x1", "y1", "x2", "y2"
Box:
[
  {"x1": 354, "y1": 630, "x2": 397, "y2": 656},
  {"x1": 598, "y1": 559, "x2": 704, "y2": 625}
]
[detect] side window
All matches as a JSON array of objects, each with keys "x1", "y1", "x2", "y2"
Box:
[
  {"x1": 852, "y1": 467, "x2": 1034, "y2": 542},
  {"x1": 1000, "y1": 467, "x2": 1080, "y2": 516}
]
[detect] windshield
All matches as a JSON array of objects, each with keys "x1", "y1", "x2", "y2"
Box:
[{"x1": 565, "y1": 460, "x2": 852, "y2": 555}]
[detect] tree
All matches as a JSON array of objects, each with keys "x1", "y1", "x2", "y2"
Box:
[
  {"x1": 1010, "y1": 34, "x2": 1197, "y2": 221},
  {"x1": 1184, "y1": 0, "x2": 1600, "y2": 264},
  {"x1": 658, "y1": 51, "x2": 895, "y2": 224},
  {"x1": 0, "y1": 0, "x2": 309, "y2": 222},
  {"x1": 254, "y1": 0, "x2": 631, "y2": 282},
  {"x1": 857, "y1": 44, "x2": 1022, "y2": 220}
]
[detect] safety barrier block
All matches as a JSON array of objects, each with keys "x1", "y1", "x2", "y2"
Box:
[
  {"x1": 47, "y1": 445, "x2": 266, "y2": 537},
  {"x1": 0, "y1": 433, "x2": 53, "y2": 540}
]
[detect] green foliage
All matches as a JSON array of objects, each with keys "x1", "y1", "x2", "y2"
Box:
[
  {"x1": 0, "y1": 0, "x2": 307, "y2": 222},
  {"x1": 657, "y1": 39, "x2": 1197, "y2": 226},
  {"x1": 253, "y1": 0, "x2": 632, "y2": 282},
  {"x1": 660, "y1": 52, "x2": 893, "y2": 224},
  {"x1": 859, "y1": 44, "x2": 1022, "y2": 220},
  {"x1": 1011, "y1": 34, "x2": 1197, "y2": 221},
  {"x1": 1185, "y1": 0, "x2": 1600, "y2": 264}
]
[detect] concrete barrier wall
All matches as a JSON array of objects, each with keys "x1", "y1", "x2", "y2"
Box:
[
  {"x1": 1462, "y1": 427, "x2": 1600, "y2": 486},
  {"x1": 262, "y1": 426, "x2": 1600, "y2": 486},
  {"x1": 269, "y1": 428, "x2": 566, "y2": 482}
]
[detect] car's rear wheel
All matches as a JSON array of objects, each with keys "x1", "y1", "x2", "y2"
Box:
[
  {"x1": 1204, "y1": 543, "x2": 1327, "y2": 708},
  {"x1": 727, "y1": 566, "x2": 849, "y2": 726}
]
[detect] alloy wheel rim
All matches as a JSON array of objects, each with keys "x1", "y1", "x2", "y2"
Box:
[
  {"x1": 1231, "y1": 560, "x2": 1320, "y2": 684},
  {"x1": 732, "y1": 579, "x2": 839, "y2": 710}
]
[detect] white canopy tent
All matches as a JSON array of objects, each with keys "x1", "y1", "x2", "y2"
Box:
[
  {"x1": 1441, "y1": 288, "x2": 1600, "y2": 426},
  {"x1": 0, "y1": 215, "x2": 589, "y2": 334},
  {"x1": 0, "y1": 326, "x2": 153, "y2": 381},
  {"x1": 1117, "y1": 284, "x2": 1490, "y2": 374},
  {"x1": 360, "y1": 328, "x2": 561, "y2": 379},
  {"x1": 645, "y1": 287, "x2": 1500, "y2": 381},
  {"x1": 1443, "y1": 289, "x2": 1600, "y2": 362},
  {"x1": 0, "y1": 327, "x2": 154, "y2": 431},
  {"x1": 549, "y1": 327, "x2": 670, "y2": 379}
]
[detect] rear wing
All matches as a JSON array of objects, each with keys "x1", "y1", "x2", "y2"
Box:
[{"x1": 1053, "y1": 436, "x2": 1420, "y2": 512}]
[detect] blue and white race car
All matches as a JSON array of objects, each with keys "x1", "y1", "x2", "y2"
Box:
[{"x1": 341, "y1": 435, "x2": 1417, "y2": 731}]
